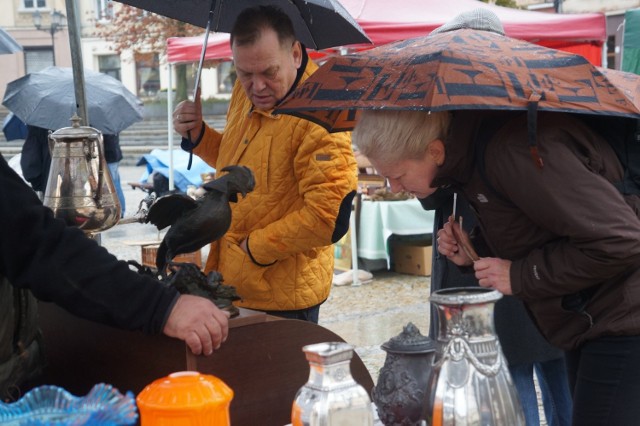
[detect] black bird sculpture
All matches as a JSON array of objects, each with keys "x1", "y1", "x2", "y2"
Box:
[{"x1": 145, "y1": 165, "x2": 255, "y2": 273}]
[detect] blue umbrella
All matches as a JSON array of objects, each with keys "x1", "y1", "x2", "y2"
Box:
[{"x1": 2, "y1": 113, "x2": 27, "y2": 141}]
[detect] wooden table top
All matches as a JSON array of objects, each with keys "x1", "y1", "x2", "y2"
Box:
[{"x1": 33, "y1": 302, "x2": 374, "y2": 426}]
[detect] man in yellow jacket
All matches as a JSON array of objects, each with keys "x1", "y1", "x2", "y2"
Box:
[{"x1": 172, "y1": 5, "x2": 358, "y2": 323}]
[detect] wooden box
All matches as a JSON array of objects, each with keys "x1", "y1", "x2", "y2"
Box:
[
  {"x1": 391, "y1": 239, "x2": 433, "y2": 276},
  {"x1": 141, "y1": 244, "x2": 202, "y2": 268}
]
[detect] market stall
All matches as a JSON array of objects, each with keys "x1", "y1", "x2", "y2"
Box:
[
  {"x1": 167, "y1": 0, "x2": 607, "y2": 66},
  {"x1": 358, "y1": 198, "x2": 434, "y2": 268},
  {"x1": 33, "y1": 302, "x2": 374, "y2": 426}
]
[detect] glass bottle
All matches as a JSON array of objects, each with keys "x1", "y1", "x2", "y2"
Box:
[{"x1": 292, "y1": 342, "x2": 374, "y2": 426}]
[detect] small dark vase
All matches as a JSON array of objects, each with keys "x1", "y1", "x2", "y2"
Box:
[{"x1": 372, "y1": 322, "x2": 436, "y2": 426}]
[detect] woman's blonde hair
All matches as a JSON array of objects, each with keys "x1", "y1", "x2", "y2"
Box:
[{"x1": 352, "y1": 109, "x2": 451, "y2": 163}]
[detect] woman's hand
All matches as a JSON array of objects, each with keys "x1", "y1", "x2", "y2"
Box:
[
  {"x1": 437, "y1": 219, "x2": 474, "y2": 267},
  {"x1": 474, "y1": 257, "x2": 513, "y2": 295}
]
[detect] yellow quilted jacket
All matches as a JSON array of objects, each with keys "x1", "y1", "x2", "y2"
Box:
[{"x1": 192, "y1": 59, "x2": 358, "y2": 311}]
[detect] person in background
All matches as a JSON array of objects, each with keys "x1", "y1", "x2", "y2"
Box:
[
  {"x1": 103, "y1": 133, "x2": 126, "y2": 217},
  {"x1": 172, "y1": 5, "x2": 358, "y2": 323},
  {"x1": 0, "y1": 153, "x2": 229, "y2": 401},
  {"x1": 420, "y1": 10, "x2": 572, "y2": 425},
  {"x1": 20, "y1": 125, "x2": 51, "y2": 199}
]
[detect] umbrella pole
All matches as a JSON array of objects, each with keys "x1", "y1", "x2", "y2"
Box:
[
  {"x1": 65, "y1": 0, "x2": 89, "y2": 125},
  {"x1": 192, "y1": 0, "x2": 217, "y2": 99},
  {"x1": 186, "y1": 0, "x2": 217, "y2": 170},
  {"x1": 167, "y1": 63, "x2": 175, "y2": 191}
]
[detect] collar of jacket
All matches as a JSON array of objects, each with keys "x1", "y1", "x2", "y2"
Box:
[
  {"x1": 432, "y1": 110, "x2": 523, "y2": 190},
  {"x1": 431, "y1": 110, "x2": 482, "y2": 189}
]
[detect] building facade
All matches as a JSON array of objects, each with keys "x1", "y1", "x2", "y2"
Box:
[
  {"x1": 1, "y1": 0, "x2": 230, "y2": 113},
  {"x1": 2, "y1": 0, "x2": 640, "y2": 115}
]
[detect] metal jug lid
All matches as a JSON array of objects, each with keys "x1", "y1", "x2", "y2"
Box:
[
  {"x1": 381, "y1": 322, "x2": 436, "y2": 354},
  {"x1": 49, "y1": 115, "x2": 101, "y2": 141}
]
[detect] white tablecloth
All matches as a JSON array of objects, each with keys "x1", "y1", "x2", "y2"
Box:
[{"x1": 357, "y1": 198, "x2": 434, "y2": 267}]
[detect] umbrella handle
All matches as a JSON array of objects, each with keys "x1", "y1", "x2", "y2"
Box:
[{"x1": 186, "y1": 141, "x2": 194, "y2": 171}]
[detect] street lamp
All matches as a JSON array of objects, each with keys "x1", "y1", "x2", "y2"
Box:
[{"x1": 32, "y1": 9, "x2": 66, "y2": 66}]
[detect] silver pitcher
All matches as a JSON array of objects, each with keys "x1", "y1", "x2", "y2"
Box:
[
  {"x1": 292, "y1": 342, "x2": 374, "y2": 426},
  {"x1": 425, "y1": 287, "x2": 525, "y2": 426},
  {"x1": 43, "y1": 116, "x2": 121, "y2": 233}
]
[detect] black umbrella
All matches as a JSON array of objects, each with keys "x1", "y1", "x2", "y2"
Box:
[
  {"x1": 115, "y1": 0, "x2": 371, "y2": 108},
  {"x1": 0, "y1": 27, "x2": 22, "y2": 55},
  {"x1": 115, "y1": 0, "x2": 371, "y2": 170},
  {"x1": 2, "y1": 66, "x2": 144, "y2": 134},
  {"x1": 113, "y1": 0, "x2": 370, "y2": 50}
]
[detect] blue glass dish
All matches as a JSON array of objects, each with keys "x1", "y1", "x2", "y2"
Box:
[{"x1": 0, "y1": 383, "x2": 138, "y2": 425}]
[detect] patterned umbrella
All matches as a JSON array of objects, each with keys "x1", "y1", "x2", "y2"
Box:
[{"x1": 276, "y1": 29, "x2": 640, "y2": 132}]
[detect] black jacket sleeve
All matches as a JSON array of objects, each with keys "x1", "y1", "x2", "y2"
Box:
[{"x1": 0, "y1": 154, "x2": 179, "y2": 334}]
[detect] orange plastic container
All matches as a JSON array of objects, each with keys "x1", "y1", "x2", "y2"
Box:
[{"x1": 136, "y1": 371, "x2": 233, "y2": 425}]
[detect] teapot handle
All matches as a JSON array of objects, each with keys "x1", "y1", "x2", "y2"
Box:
[
  {"x1": 84, "y1": 135, "x2": 104, "y2": 206},
  {"x1": 47, "y1": 130, "x2": 55, "y2": 154},
  {"x1": 94, "y1": 134, "x2": 105, "y2": 206}
]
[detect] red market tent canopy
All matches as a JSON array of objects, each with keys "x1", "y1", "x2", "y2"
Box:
[
  {"x1": 166, "y1": 0, "x2": 606, "y2": 66},
  {"x1": 341, "y1": 0, "x2": 606, "y2": 65},
  {"x1": 167, "y1": 34, "x2": 333, "y2": 64},
  {"x1": 167, "y1": 33, "x2": 232, "y2": 64}
]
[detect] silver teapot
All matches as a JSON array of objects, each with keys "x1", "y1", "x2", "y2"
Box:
[{"x1": 43, "y1": 116, "x2": 121, "y2": 233}]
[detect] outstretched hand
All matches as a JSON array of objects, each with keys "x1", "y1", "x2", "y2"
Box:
[
  {"x1": 163, "y1": 294, "x2": 230, "y2": 355},
  {"x1": 173, "y1": 87, "x2": 203, "y2": 140}
]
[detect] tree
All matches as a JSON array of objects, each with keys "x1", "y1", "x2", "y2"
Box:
[{"x1": 94, "y1": 4, "x2": 203, "y2": 102}]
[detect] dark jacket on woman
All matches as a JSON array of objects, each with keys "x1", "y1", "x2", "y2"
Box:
[{"x1": 432, "y1": 110, "x2": 640, "y2": 351}]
